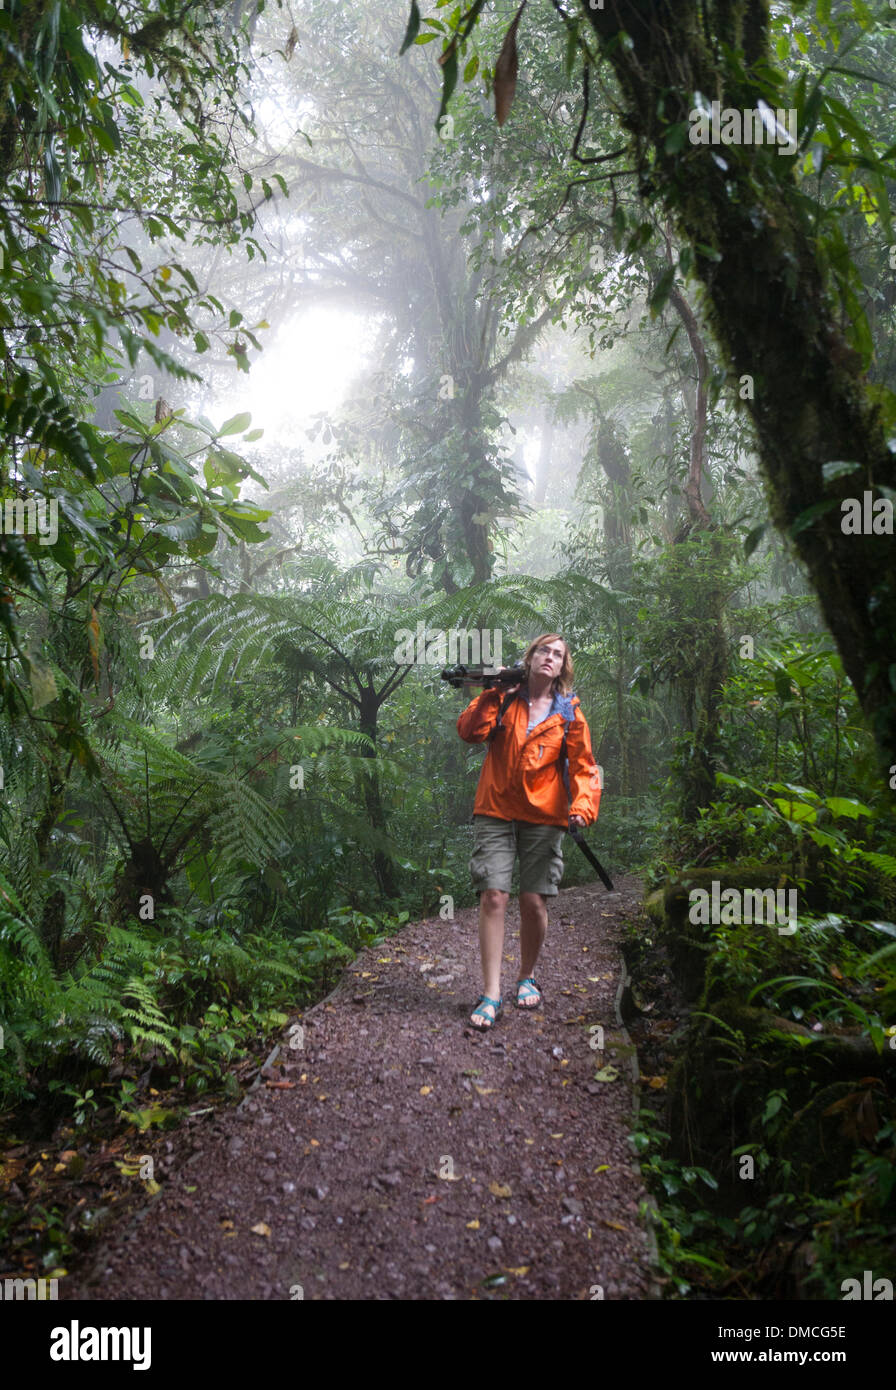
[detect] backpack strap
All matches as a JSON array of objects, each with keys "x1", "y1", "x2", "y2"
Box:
[
  {"x1": 556, "y1": 692, "x2": 578, "y2": 805},
  {"x1": 559, "y1": 716, "x2": 573, "y2": 802},
  {"x1": 487, "y1": 686, "x2": 521, "y2": 742}
]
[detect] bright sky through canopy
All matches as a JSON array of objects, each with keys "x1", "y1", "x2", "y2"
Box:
[{"x1": 221, "y1": 307, "x2": 374, "y2": 449}]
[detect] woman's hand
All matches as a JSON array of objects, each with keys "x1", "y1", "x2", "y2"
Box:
[
  {"x1": 569, "y1": 813, "x2": 586, "y2": 829},
  {"x1": 497, "y1": 666, "x2": 521, "y2": 694}
]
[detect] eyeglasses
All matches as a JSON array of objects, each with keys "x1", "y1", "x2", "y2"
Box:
[{"x1": 535, "y1": 645, "x2": 565, "y2": 659}]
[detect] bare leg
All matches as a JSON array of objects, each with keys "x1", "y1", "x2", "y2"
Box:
[
  {"x1": 518, "y1": 891, "x2": 548, "y2": 1002},
  {"x1": 471, "y1": 888, "x2": 508, "y2": 1025}
]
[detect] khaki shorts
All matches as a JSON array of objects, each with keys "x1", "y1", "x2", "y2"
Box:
[{"x1": 470, "y1": 815, "x2": 565, "y2": 896}]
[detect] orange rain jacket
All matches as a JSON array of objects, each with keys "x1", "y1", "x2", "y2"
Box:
[{"x1": 457, "y1": 686, "x2": 602, "y2": 828}]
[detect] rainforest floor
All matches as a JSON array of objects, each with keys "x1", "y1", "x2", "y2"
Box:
[{"x1": 8, "y1": 876, "x2": 665, "y2": 1301}]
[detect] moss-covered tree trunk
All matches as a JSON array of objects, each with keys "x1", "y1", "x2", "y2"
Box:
[{"x1": 581, "y1": 0, "x2": 896, "y2": 773}]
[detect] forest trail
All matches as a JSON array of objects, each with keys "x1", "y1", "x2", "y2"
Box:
[{"x1": 71, "y1": 876, "x2": 656, "y2": 1300}]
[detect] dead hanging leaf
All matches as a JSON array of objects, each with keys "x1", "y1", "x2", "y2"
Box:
[
  {"x1": 494, "y1": 0, "x2": 527, "y2": 128},
  {"x1": 284, "y1": 25, "x2": 298, "y2": 61},
  {"x1": 488, "y1": 1181, "x2": 512, "y2": 1199},
  {"x1": 87, "y1": 608, "x2": 101, "y2": 683}
]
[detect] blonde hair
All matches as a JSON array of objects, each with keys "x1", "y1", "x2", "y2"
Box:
[{"x1": 521, "y1": 633, "x2": 574, "y2": 695}]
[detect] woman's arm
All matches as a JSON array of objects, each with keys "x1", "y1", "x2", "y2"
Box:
[{"x1": 456, "y1": 687, "x2": 506, "y2": 744}]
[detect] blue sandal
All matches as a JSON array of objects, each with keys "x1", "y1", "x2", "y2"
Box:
[
  {"x1": 516, "y1": 977, "x2": 542, "y2": 1009},
  {"x1": 470, "y1": 994, "x2": 503, "y2": 1030}
]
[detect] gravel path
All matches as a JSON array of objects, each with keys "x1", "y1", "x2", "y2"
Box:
[{"x1": 71, "y1": 875, "x2": 655, "y2": 1300}]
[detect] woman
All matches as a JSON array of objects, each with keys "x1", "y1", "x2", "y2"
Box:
[{"x1": 456, "y1": 633, "x2": 602, "y2": 1030}]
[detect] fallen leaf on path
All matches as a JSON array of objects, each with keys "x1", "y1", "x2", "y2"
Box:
[
  {"x1": 593, "y1": 1165, "x2": 611, "y2": 1174},
  {"x1": 420, "y1": 1086, "x2": 432, "y2": 1096},
  {"x1": 466, "y1": 1219, "x2": 480, "y2": 1229},
  {"x1": 339, "y1": 1262, "x2": 350, "y2": 1270},
  {"x1": 422, "y1": 1195, "x2": 440, "y2": 1205},
  {"x1": 250, "y1": 1222, "x2": 271, "y2": 1237},
  {"x1": 602, "y1": 1219, "x2": 627, "y2": 1231},
  {"x1": 219, "y1": 1220, "x2": 234, "y2": 1230},
  {"x1": 643, "y1": 1075, "x2": 667, "y2": 1090},
  {"x1": 488, "y1": 1182, "x2": 512, "y2": 1199},
  {"x1": 473, "y1": 1085, "x2": 496, "y2": 1096},
  {"x1": 593, "y1": 1066, "x2": 619, "y2": 1082},
  {"x1": 505, "y1": 1266, "x2": 530, "y2": 1276},
  {"x1": 550, "y1": 1132, "x2": 563, "y2": 1139},
  {"x1": 265, "y1": 1080, "x2": 296, "y2": 1089}
]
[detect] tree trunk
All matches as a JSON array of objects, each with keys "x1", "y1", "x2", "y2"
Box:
[
  {"x1": 581, "y1": 0, "x2": 896, "y2": 774},
  {"x1": 358, "y1": 685, "x2": 399, "y2": 898}
]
